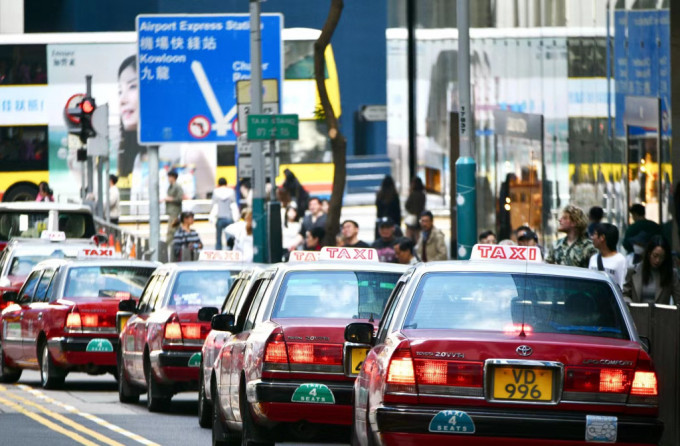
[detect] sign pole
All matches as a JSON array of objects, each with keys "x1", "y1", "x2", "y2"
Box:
[
  {"x1": 148, "y1": 146, "x2": 160, "y2": 261},
  {"x1": 250, "y1": 0, "x2": 267, "y2": 263},
  {"x1": 455, "y1": 0, "x2": 477, "y2": 260}
]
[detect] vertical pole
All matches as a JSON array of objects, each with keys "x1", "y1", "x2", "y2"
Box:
[
  {"x1": 148, "y1": 146, "x2": 160, "y2": 261},
  {"x1": 606, "y1": 0, "x2": 612, "y2": 148},
  {"x1": 104, "y1": 158, "x2": 110, "y2": 223},
  {"x1": 270, "y1": 139, "x2": 277, "y2": 201},
  {"x1": 250, "y1": 0, "x2": 267, "y2": 263},
  {"x1": 455, "y1": 0, "x2": 477, "y2": 260},
  {"x1": 85, "y1": 75, "x2": 94, "y2": 200},
  {"x1": 406, "y1": 0, "x2": 417, "y2": 180},
  {"x1": 657, "y1": 98, "x2": 662, "y2": 224}
]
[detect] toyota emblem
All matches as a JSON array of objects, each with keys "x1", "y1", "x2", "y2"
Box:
[{"x1": 516, "y1": 345, "x2": 533, "y2": 357}]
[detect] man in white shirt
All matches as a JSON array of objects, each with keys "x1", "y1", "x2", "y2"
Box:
[{"x1": 588, "y1": 223, "x2": 627, "y2": 289}]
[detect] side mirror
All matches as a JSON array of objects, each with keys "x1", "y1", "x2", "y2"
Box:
[
  {"x1": 118, "y1": 299, "x2": 136, "y2": 313},
  {"x1": 2, "y1": 291, "x2": 18, "y2": 304},
  {"x1": 344, "y1": 322, "x2": 374, "y2": 344},
  {"x1": 198, "y1": 306, "x2": 220, "y2": 322},
  {"x1": 639, "y1": 336, "x2": 651, "y2": 353},
  {"x1": 211, "y1": 313, "x2": 236, "y2": 332}
]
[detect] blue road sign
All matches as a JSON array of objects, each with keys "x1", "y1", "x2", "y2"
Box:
[{"x1": 136, "y1": 14, "x2": 283, "y2": 144}]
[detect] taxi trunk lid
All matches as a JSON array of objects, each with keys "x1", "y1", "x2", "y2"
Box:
[
  {"x1": 64, "y1": 298, "x2": 123, "y2": 334},
  {"x1": 403, "y1": 330, "x2": 656, "y2": 413},
  {"x1": 268, "y1": 318, "x2": 367, "y2": 378}
]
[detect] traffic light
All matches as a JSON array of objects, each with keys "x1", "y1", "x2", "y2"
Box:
[{"x1": 79, "y1": 96, "x2": 97, "y2": 144}]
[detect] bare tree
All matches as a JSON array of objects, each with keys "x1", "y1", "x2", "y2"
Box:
[{"x1": 315, "y1": 0, "x2": 346, "y2": 247}]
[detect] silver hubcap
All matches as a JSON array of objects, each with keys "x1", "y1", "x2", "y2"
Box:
[{"x1": 41, "y1": 346, "x2": 48, "y2": 383}]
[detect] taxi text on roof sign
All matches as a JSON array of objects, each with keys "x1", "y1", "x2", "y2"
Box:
[
  {"x1": 319, "y1": 247, "x2": 378, "y2": 262},
  {"x1": 77, "y1": 248, "x2": 118, "y2": 259},
  {"x1": 288, "y1": 251, "x2": 320, "y2": 262},
  {"x1": 470, "y1": 244, "x2": 543, "y2": 262},
  {"x1": 198, "y1": 250, "x2": 243, "y2": 262},
  {"x1": 40, "y1": 231, "x2": 66, "y2": 241}
]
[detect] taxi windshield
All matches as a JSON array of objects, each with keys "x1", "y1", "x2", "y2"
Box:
[
  {"x1": 273, "y1": 271, "x2": 400, "y2": 319},
  {"x1": 403, "y1": 273, "x2": 628, "y2": 340},
  {"x1": 0, "y1": 211, "x2": 95, "y2": 240},
  {"x1": 64, "y1": 266, "x2": 156, "y2": 299},
  {"x1": 168, "y1": 270, "x2": 237, "y2": 307}
]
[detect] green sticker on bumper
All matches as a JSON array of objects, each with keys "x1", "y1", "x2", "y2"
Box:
[
  {"x1": 85, "y1": 338, "x2": 114, "y2": 352},
  {"x1": 428, "y1": 410, "x2": 475, "y2": 434},
  {"x1": 291, "y1": 383, "x2": 335, "y2": 404},
  {"x1": 188, "y1": 352, "x2": 202, "y2": 367}
]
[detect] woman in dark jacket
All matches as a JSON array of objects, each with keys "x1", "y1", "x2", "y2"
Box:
[
  {"x1": 623, "y1": 235, "x2": 680, "y2": 304},
  {"x1": 404, "y1": 176, "x2": 426, "y2": 241},
  {"x1": 375, "y1": 175, "x2": 401, "y2": 238}
]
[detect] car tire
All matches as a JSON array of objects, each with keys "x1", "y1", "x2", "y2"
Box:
[
  {"x1": 0, "y1": 341, "x2": 21, "y2": 383},
  {"x1": 39, "y1": 342, "x2": 65, "y2": 389},
  {"x1": 198, "y1": 368, "x2": 213, "y2": 428},
  {"x1": 3, "y1": 183, "x2": 38, "y2": 202},
  {"x1": 146, "y1": 363, "x2": 170, "y2": 412},
  {"x1": 212, "y1": 388, "x2": 240, "y2": 446},
  {"x1": 118, "y1": 353, "x2": 140, "y2": 404},
  {"x1": 240, "y1": 380, "x2": 273, "y2": 446}
]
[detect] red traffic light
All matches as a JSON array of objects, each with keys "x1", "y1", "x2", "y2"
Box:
[{"x1": 81, "y1": 99, "x2": 95, "y2": 114}]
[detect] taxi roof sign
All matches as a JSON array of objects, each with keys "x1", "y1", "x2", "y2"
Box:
[
  {"x1": 198, "y1": 250, "x2": 243, "y2": 262},
  {"x1": 40, "y1": 231, "x2": 66, "y2": 242},
  {"x1": 470, "y1": 244, "x2": 543, "y2": 262},
  {"x1": 77, "y1": 248, "x2": 118, "y2": 259},
  {"x1": 288, "y1": 251, "x2": 320, "y2": 262},
  {"x1": 319, "y1": 247, "x2": 378, "y2": 262}
]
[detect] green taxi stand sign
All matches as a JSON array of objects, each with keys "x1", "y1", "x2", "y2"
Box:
[{"x1": 247, "y1": 114, "x2": 299, "y2": 141}]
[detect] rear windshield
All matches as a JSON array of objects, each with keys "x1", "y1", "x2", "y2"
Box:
[
  {"x1": 0, "y1": 211, "x2": 95, "y2": 240},
  {"x1": 272, "y1": 271, "x2": 401, "y2": 319},
  {"x1": 404, "y1": 273, "x2": 628, "y2": 340},
  {"x1": 64, "y1": 266, "x2": 156, "y2": 299},
  {"x1": 9, "y1": 249, "x2": 77, "y2": 276},
  {"x1": 168, "y1": 270, "x2": 238, "y2": 307}
]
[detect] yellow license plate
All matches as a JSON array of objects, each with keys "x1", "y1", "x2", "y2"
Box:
[
  {"x1": 493, "y1": 367, "x2": 553, "y2": 401},
  {"x1": 350, "y1": 348, "x2": 370, "y2": 375}
]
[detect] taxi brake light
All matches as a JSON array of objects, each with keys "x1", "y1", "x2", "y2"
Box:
[
  {"x1": 81, "y1": 314, "x2": 99, "y2": 328},
  {"x1": 387, "y1": 349, "x2": 415, "y2": 385},
  {"x1": 182, "y1": 324, "x2": 202, "y2": 340},
  {"x1": 503, "y1": 324, "x2": 533, "y2": 335},
  {"x1": 65, "y1": 312, "x2": 82, "y2": 330},
  {"x1": 288, "y1": 344, "x2": 314, "y2": 363},
  {"x1": 415, "y1": 360, "x2": 483, "y2": 387},
  {"x1": 599, "y1": 369, "x2": 631, "y2": 393},
  {"x1": 264, "y1": 332, "x2": 288, "y2": 363},
  {"x1": 416, "y1": 360, "x2": 447, "y2": 385},
  {"x1": 164, "y1": 315, "x2": 182, "y2": 342},
  {"x1": 287, "y1": 343, "x2": 342, "y2": 365},
  {"x1": 631, "y1": 371, "x2": 657, "y2": 396}
]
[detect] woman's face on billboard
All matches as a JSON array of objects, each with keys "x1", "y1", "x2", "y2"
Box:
[{"x1": 118, "y1": 64, "x2": 139, "y2": 131}]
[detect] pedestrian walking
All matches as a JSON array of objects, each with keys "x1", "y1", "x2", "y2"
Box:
[
  {"x1": 210, "y1": 177, "x2": 238, "y2": 250},
  {"x1": 587, "y1": 206, "x2": 604, "y2": 237},
  {"x1": 372, "y1": 217, "x2": 398, "y2": 263},
  {"x1": 109, "y1": 174, "x2": 120, "y2": 225},
  {"x1": 393, "y1": 237, "x2": 418, "y2": 265},
  {"x1": 281, "y1": 168, "x2": 310, "y2": 213},
  {"x1": 375, "y1": 175, "x2": 401, "y2": 238},
  {"x1": 225, "y1": 209, "x2": 254, "y2": 262},
  {"x1": 404, "y1": 176, "x2": 426, "y2": 241},
  {"x1": 288, "y1": 197, "x2": 327, "y2": 251},
  {"x1": 623, "y1": 235, "x2": 680, "y2": 304},
  {"x1": 164, "y1": 170, "x2": 184, "y2": 259},
  {"x1": 172, "y1": 211, "x2": 202, "y2": 262},
  {"x1": 545, "y1": 205, "x2": 597, "y2": 268},
  {"x1": 622, "y1": 203, "x2": 662, "y2": 253},
  {"x1": 341, "y1": 220, "x2": 369, "y2": 248},
  {"x1": 588, "y1": 223, "x2": 627, "y2": 289},
  {"x1": 415, "y1": 211, "x2": 447, "y2": 262},
  {"x1": 36, "y1": 181, "x2": 54, "y2": 202},
  {"x1": 304, "y1": 227, "x2": 325, "y2": 251}
]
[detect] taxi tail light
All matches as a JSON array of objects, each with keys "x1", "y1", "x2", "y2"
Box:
[
  {"x1": 385, "y1": 348, "x2": 417, "y2": 398},
  {"x1": 264, "y1": 331, "x2": 288, "y2": 364},
  {"x1": 287, "y1": 343, "x2": 342, "y2": 365},
  {"x1": 65, "y1": 310, "x2": 82, "y2": 331},
  {"x1": 415, "y1": 359, "x2": 483, "y2": 387},
  {"x1": 181, "y1": 323, "x2": 203, "y2": 340},
  {"x1": 163, "y1": 314, "x2": 183, "y2": 344},
  {"x1": 629, "y1": 354, "x2": 658, "y2": 405},
  {"x1": 565, "y1": 367, "x2": 633, "y2": 394}
]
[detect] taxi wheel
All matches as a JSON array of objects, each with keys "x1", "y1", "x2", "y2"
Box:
[
  {"x1": 212, "y1": 388, "x2": 239, "y2": 446},
  {"x1": 0, "y1": 343, "x2": 22, "y2": 383},
  {"x1": 240, "y1": 381, "x2": 273, "y2": 446},
  {"x1": 198, "y1": 369, "x2": 213, "y2": 428},
  {"x1": 118, "y1": 353, "x2": 140, "y2": 404},
  {"x1": 39, "y1": 343, "x2": 65, "y2": 389},
  {"x1": 146, "y1": 365, "x2": 170, "y2": 412}
]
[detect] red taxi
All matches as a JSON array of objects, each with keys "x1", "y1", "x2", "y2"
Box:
[
  {"x1": 346, "y1": 244, "x2": 663, "y2": 446},
  {"x1": 0, "y1": 232, "x2": 95, "y2": 310},
  {"x1": 211, "y1": 247, "x2": 406, "y2": 445},
  {"x1": 117, "y1": 255, "x2": 246, "y2": 412},
  {"x1": 199, "y1": 264, "x2": 264, "y2": 428},
  {"x1": 0, "y1": 251, "x2": 157, "y2": 388}
]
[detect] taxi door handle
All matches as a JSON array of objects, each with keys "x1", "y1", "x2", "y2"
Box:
[
  {"x1": 19, "y1": 314, "x2": 23, "y2": 321},
  {"x1": 37, "y1": 313, "x2": 43, "y2": 320}
]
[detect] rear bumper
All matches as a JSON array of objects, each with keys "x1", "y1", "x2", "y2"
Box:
[
  {"x1": 151, "y1": 350, "x2": 201, "y2": 385},
  {"x1": 248, "y1": 379, "x2": 354, "y2": 426},
  {"x1": 48, "y1": 337, "x2": 118, "y2": 366},
  {"x1": 374, "y1": 405, "x2": 663, "y2": 445}
]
